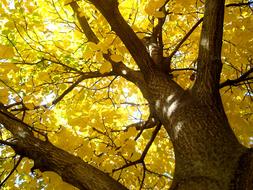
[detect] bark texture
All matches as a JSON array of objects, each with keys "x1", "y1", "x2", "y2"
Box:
[
  {"x1": 146, "y1": 73, "x2": 246, "y2": 190},
  {"x1": 1, "y1": 0, "x2": 253, "y2": 190}
]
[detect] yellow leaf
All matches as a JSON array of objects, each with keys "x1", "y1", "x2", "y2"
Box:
[
  {"x1": 146, "y1": 0, "x2": 166, "y2": 9},
  {"x1": 74, "y1": 30, "x2": 83, "y2": 39},
  {"x1": 0, "y1": 88, "x2": 8, "y2": 104},
  {"x1": 99, "y1": 62, "x2": 112, "y2": 74},
  {"x1": 153, "y1": 11, "x2": 165, "y2": 18},
  {"x1": 145, "y1": 0, "x2": 166, "y2": 15},
  {"x1": 0, "y1": 63, "x2": 18, "y2": 71},
  {"x1": 102, "y1": 159, "x2": 113, "y2": 173},
  {"x1": 26, "y1": 5, "x2": 35, "y2": 13},
  {"x1": 38, "y1": 72, "x2": 51, "y2": 81},
  {"x1": 83, "y1": 50, "x2": 94, "y2": 60},
  {"x1": 98, "y1": 143, "x2": 108, "y2": 153},
  {"x1": 79, "y1": 11, "x2": 85, "y2": 18},
  {"x1": 144, "y1": 6, "x2": 154, "y2": 15},
  {"x1": 25, "y1": 103, "x2": 35, "y2": 109},
  {"x1": 59, "y1": 84, "x2": 67, "y2": 90},
  {"x1": 95, "y1": 51, "x2": 104, "y2": 62},
  {"x1": 87, "y1": 42, "x2": 99, "y2": 51},
  {"x1": 122, "y1": 140, "x2": 136, "y2": 155},
  {"x1": 64, "y1": 0, "x2": 73, "y2": 6},
  {"x1": 1, "y1": 0, "x2": 8, "y2": 7},
  {"x1": 110, "y1": 54, "x2": 123, "y2": 62},
  {"x1": 127, "y1": 127, "x2": 137, "y2": 137},
  {"x1": 98, "y1": 42, "x2": 109, "y2": 54},
  {"x1": 68, "y1": 117, "x2": 84, "y2": 127},
  {"x1": 0, "y1": 45, "x2": 15, "y2": 59},
  {"x1": 23, "y1": 95, "x2": 33, "y2": 103}
]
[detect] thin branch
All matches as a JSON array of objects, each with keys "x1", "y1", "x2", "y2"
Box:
[
  {"x1": 43, "y1": 58, "x2": 84, "y2": 74},
  {"x1": 52, "y1": 72, "x2": 112, "y2": 105},
  {"x1": 171, "y1": 67, "x2": 197, "y2": 72},
  {"x1": 5, "y1": 102, "x2": 23, "y2": 109},
  {"x1": 51, "y1": 75, "x2": 86, "y2": 105},
  {"x1": 220, "y1": 68, "x2": 253, "y2": 88},
  {"x1": 152, "y1": 3, "x2": 168, "y2": 67},
  {"x1": 113, "y1": 123, "x2": 161, "y2": 172},
  {"x1": 145, "y1": 167, "x2": 173, "y2": 179},
  {"x1": 165, "y1": 18, "x2": 203, "y2": 64},
  {"x1": 119, "y1": 102, "x2": 148, "y2": 107},
  {"x1": 0, "y1": 103, "x2": 33, "y2": 136},
  {"x1": 140, "y1": 123, "x2": 161, "y2": 160},
  {"x1": 10, "y1": 71, "x2": 115, "y2": 112},
  {"x1": 0, "y1": 156, "x2": 23, "y2": 187},
  {"x1": 0, "y1": 140, "x2": 15, "y2": 147},
  {"x1": 139, "y1": 163, "x2": 146, "y2": 190},
  {"x1": 135, "y1": 116, "x2": 157, "y2": 140},
  {"x1": 226, "y1": 2, "x2": 253, "y2": 7}
]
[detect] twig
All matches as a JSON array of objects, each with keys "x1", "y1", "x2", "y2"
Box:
[
  {"x1": 226, "y1": 2, "x2": 253, "y2": 7},
  {"x1": 0, "y1": 140, "x2": 15, "y2": 147},
  {"x1": 164, "y1": 18, "x2": 203, "y2": 64},
  {"x1": 171, "y1": 68, "x2": 197, "y2": 72},
  {"x1": 0, "y1": 156, "x2": 23, "y2": 187},
  {"x1": 113, "y1": 123, "x2": 161, "y2": 172},
  {"x1": 220, "y1": 68, "x2": 253, "y2": 88}
]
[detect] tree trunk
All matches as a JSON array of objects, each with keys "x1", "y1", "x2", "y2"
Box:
[
  {"x1": 1, "y1": 0, "x2": 253, "y2": 189},
  {"x1": 145, "y1": 71, "x2": 247, "y2": 189}
]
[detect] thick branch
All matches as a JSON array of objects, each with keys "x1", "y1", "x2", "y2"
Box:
[
  {"x1": 69, "y1": 1, "x2": 150, "y2": 100},
  {"x1": 70, "y1": 1, "x2": 99, "y2": 43},
  {"x1": 192, "y1": 0, "x2": 225, "y2": 107},
  {"x1": 151, "y1": 5, "x2": 167, "y2": 69},
  {"x1": 0, "y1": 107, "x2": 127, "y2": 190},
  {"x1": 0, "y1": 139, "x2": 16, "y2": 147},
  {"x1": 88, "y1": 0, "x2": 155, "y2": 78}
]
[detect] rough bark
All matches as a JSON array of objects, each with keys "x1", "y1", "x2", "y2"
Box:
[
  {"x1": 231, "y1": 149, "x2": 253, "y2": 190},
  {"x1": 192, "y1": 0, "x2": 225, "y2": 111},
  {"x1": 88, "y1": 0, "x2": 156, "y2": 79},
  {"x1": 146, "y1": 73, "x2": 246, "y2": 190},
  {"x1": 85, "y1": 0, "x2": 251, "y2": 189},
  {"x1": 1, "y1": 0, "x2": 253, "y2": 189}
]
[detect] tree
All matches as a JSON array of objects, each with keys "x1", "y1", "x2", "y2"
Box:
[{"x1": 0, "y1": 0, "x2": 253, "y2": 189}]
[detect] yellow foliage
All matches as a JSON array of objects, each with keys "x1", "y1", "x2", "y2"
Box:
[
  {"x1": 0, "y1": 0, "x2": 252, "y2": 189},
  {"x1": 99, "y1": 61, "x2": 112, "y2": 74},
  {"x1": 64, "y1": 0, "x2": 74, "y2": 6},
  {"x1": 87, "y1": 42, "x2": 100, "y2": 51},
  {"x1": 0, "y1": 87, "x2": 8, "y2": 104},
  {"x1": 145, "y1": 0, "x2": 166, "y2": 15},
  {"x1": 24, "y1": 103, "x2": 35, "y2": 109},
  {"x1": 0, "y1": 45, "x2": 14, "y2": 59},
  {"x1": 153, "y1": 11, "x2": 165, "y2": 18},
  {"x1": 110, "y1": 54, "x2": 123, "y2": 62},
  {"x1": 42, "y1": 171, "x2": 77, "y2": 190}
]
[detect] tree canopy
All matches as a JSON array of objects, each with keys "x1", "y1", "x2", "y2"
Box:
[{"x1": 0, "y1": 0, "x2": 253, "y2": 189}]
